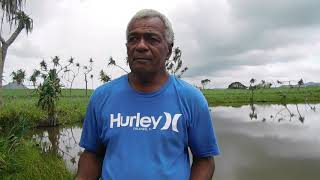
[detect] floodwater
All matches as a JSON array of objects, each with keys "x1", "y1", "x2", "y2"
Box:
[{"x1": 32, "y1": 103, "x2": 320, "y2": 179}]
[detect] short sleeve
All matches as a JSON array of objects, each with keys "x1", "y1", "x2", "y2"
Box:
[
  {"x1": 188, "y1": 96, "x2": 220, "y2": 157},
  {"x1": 79, "y1": 95, "x2": 103, "y2": 153}
]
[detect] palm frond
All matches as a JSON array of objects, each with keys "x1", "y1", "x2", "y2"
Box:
[
  {"x1": 99, "y1": 70, "x2": 111, "y2": 83},
  {"x1": 108, "y1": 56, "x2": 116, "y2": 66},
  {"x1": 13, "y1": 11, "x2": 33, "y2": 34},
  {"x1": 10, "y1": 69, "x2": 25, "y2": 84},
  {"x1": 0, "y1": 0, "x2": 25, "y2": 21}
]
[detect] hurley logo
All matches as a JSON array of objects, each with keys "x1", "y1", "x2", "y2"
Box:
[{"x1": 110, "y1": 112, "x2": 182, "y2": 132}]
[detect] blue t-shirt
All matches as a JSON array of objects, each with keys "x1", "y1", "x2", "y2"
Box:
[{"x1": 80, "y1": 74, "x2": 220, "y2": 180}]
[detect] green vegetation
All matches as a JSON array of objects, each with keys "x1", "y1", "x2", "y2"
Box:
[
  {"x1": 203, "y1": 86, "x2": 320, "y2": 106},
  {"x1": 2, "y1": 88, "x2": 93, "y2": 97},
  {"x1": 1, "y1": 89, "x2": 92, "y2": 128},
  {"x1": 37, "y1": 69, "x2": 63, "y2": 126},
  {"x1": 1, "y1": 87, "x2": 319, "y2": 127},
  {"x1": 0, "y1": 116, "x2": 73, "y2": 180},
  {"x1": 0, "y1": 138, "x2": 73, "y2": 180}
]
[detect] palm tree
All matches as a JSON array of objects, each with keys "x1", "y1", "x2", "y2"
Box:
[
  {"x1": 200, "y1": 79, "x2": 211, "y2": 90},
  {"x1": 52, "y1": 56, "x2": 60, "y2": 67},
  {"x1": 29, "y1": 69, "x2": 40, "y2": 88},
  {"x1": 298, "y1": 78, "x2": 304, "y2": 89},
  {"x1": 11, "y1": 69, "x2": 25, "y2": 85},
  {"x1": 249, "y1": 78, "x2": 256, "y2": 102},
  {"x1": 63, "y1": 58, "x2": 80, "y2": 95},
  {"x1": 107, "y1": 56, "x2": 129, "y2": 73},
  {"x1": 250, "y1": 78, "x2": 256, "y2": 85},
  {"x1": 37, "y1": 69, "x2": 62, "y2": 126},
  {"x1": 100, "y1": 70, "x2": 111, "y2": 83},
  {"x1": 40, "y1": 60, "x2": 48, "y2": 71},
  {"x1": 0, "y1": 10, "x2": 33, "y2": 87},
  {"x1": 165, "y1": 47, "x2": 188, "y2": 78},
  {"x1": 83, "y1": 59, "x2": 93, "y2": 95},
  {"x1": 0, "y1": 0, "x2": 26, "y2": 106}
]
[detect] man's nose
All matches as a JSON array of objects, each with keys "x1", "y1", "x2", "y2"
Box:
[{"x1": 136, "y1": 38, "x2": 148, "y2": 51}]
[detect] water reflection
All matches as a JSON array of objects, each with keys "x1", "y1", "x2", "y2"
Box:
[
  {"x1": 32, "y1": 104, "x2": 320, "y2": 180},
  {"x1": 248, "y1": 103, "x2": 317, "y2": 124},
  {"x1": 31, "y1": 124, "x2": 83, "y2": 173},
  {"x1": 213, "y1": 103, "x2": 320, "y2": 180}
]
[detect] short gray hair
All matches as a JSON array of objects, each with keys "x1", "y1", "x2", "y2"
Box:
[{"x1": 126, "y1": 9, "x2": 174, "y2": 45}]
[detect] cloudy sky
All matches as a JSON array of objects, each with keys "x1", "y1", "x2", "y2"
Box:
[{"x1": 2, "y1": 0, "x2": 320, "y2": 89}]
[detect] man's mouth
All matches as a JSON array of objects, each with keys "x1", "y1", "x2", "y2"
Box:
[{"x1": 133, "y1": 58, "x2": 151, "y2": 63}]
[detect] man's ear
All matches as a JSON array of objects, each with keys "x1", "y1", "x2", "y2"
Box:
[{"x1": 167, "y1": 43, "x2": 174, "y2": 60}]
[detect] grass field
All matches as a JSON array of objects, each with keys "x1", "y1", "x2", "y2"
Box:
[
  {"x1": 203, "y1": 86, "x2": 320, "y2": 106},
  {"x1": 1, "y1": 87, "x2": 319, "y2": 126},
  {"x1": 2, "y1": 88, "x2": 93, "y2": 97},
  {"x1": 1, "y1": 88, "x2": 92, "y2": 128}
]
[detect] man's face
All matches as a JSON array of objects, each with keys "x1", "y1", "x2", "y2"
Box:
[{"x1": 126, "y1": 17, "x2": 172, "y2": 75}]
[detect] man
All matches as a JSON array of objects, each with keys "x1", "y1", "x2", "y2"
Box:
[{"x1": 76, "y1": 9, "x2": 220, "y2": 180}]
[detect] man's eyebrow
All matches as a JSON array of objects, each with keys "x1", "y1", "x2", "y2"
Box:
[{"x1": 128, "y1": 32, "x2": 161, "y2": 37}]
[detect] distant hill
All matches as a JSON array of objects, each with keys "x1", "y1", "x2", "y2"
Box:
[{"x1": 3, "y1": 82, "x2": 28, "y2": 89}]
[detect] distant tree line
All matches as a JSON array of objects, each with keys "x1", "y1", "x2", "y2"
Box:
[
  {"x1": 4, "y1": 47, "x2": 190, "y2": 127},
  {"x1": 227, "y1": 78, "x2": 305, "y2": 90}
]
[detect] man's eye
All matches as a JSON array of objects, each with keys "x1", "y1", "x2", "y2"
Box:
[
  {"x1": 128, "y1": 37, "x2": 138, "y2": 42},
  {"x1": 151, "y1": 37, "x2": 159, "y2": 41},
  {"x1": 148, "y1": 36, "x2": 160, "y2": 43}
]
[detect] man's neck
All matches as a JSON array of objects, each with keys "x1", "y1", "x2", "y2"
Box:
[{"x1": 128, "y1": 70, "x2": 169, "y2": 93}]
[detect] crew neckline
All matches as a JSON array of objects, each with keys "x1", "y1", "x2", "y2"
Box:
[{"x1": 124, "y1": 74, "x2": 173, "y2": 98}]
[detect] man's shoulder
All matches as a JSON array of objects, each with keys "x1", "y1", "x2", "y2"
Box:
[
  {"x1": 91, "y1": 74, "x2": 127, "y2": 99},
  {"x1": 172, "y1": 76, "x2": 204, "y2": 99},
  {"x1": 171, "y1": 76, "x2": 209, "y2": 108}
]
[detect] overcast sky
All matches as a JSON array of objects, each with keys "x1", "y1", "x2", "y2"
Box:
[{"x1": 2, "y1": 0, "x2": 320, "y2": 89}]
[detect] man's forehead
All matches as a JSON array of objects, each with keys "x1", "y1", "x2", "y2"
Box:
[{"x1": 127, "y1": 17, "x2": 165, "y2": 35}]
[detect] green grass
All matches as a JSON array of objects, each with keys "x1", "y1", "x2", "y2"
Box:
[
  {"x1": 0, "y1": 90, "x2": 92, "y2": 180},
  {"x1": 0, "y1": 89, "x2": 91, "y2": 128},
  {"x1": 0, "y1": 138, "x2": 73, "y2": 180},
  {"x1": 0, "y1": 97, "x2": 87, "y2": 128},
  {"x1": 203, "y1": 86, "x2": 320, "y2": 106},
  {"x1": 0, "y1": 116, "x2": 73, "y2": 180},
  {"x1": 2, "y1": 88, "x2": 93, "y2": 97}
]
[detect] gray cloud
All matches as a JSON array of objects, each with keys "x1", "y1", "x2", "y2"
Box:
[
  {"x1": 25, "y1": 0, "x2": 65, "y2": 27},
  {"x1": 2, "y1": 0, "x2": 320, "y2": 88},
  {"x1": 229, "y1": 0, "x2": 320, "y2": 28},
  {"x1": 9, "y1": 39, "x2": 43, "y2": 58},
  {"x1": 170, "y1": 0, "x2": 320, "y2": 80}
]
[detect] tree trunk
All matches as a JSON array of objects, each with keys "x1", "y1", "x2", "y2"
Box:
[
  {"x1": 0, "y1": 47, "x2": 3, "y2": 106},
  {"x1": 48, "y1": 108, "x2": 58, "y2": 126},
  {"x1": 0, "y1": 46, "x2": 7, "y2": 88},
  {"x1": 0, "y1": 53, "x2": 3, "y2": 87},
  {"x1": 250, "y1": 88, "x2": 254, "y2": 103},
  {"x1": 0, "y1": 23, "x2": 24, "y2": 87}
]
